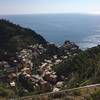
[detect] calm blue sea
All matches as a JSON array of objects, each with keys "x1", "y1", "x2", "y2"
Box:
[{"x1": 0, "y1": 14, "x2": 100, "y2": 49}]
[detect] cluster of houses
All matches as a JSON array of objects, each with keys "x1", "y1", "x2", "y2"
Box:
[
  {"x1": 0, "y1": 61, "x2": 10, "y2": 79},
  {"x1": 18, "y1": 47, "x2": 51, "y2": 92},
  {"x1": 62, "y1": 40, "x2": 80, "y2": 54},
  {"x1": 17, "y1": 45, "x2": 64, "y2": 92},
  {"x1": 0, "y1": 41, "x2": 80, "y2": 93}
]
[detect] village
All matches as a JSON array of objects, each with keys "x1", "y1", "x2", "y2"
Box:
[{"x1": 0, "y1": 41, "x2": 80, "y2": 94}]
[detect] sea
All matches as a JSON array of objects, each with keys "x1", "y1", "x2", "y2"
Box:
[{"x1": 0, "y1": 13, "x2": 100, "y2": 49}]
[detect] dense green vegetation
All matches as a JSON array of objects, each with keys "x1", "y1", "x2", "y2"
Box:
[
  {"x1": 0, "y1": 82, "x2": 15, "y2": 98},
  {"x1": 88, "y1": 90, "x2": 100, "y2": 100},
  {"x1": 53, "y1": 45, "x2": 100, "y2": 88}
]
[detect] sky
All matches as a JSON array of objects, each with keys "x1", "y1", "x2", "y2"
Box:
[{"x1": 0, "y1": 0, "x2": 100, "y2": 15}]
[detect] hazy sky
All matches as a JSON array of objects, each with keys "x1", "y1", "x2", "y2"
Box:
[{"x1": 0, "y1": 0, "x2": 100, "y2": 15}]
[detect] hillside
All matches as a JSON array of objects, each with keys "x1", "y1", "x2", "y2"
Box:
[
  {"x1": 53, "y1": 45, "x2": 100, "y2": 88},
  {"x1": 0, "y1": 19, "x2": 47, "y2": 60}
]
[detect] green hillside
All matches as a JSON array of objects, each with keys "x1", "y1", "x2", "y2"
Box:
[
  {"x1": 53, "y1": 45, "x2": 100, "y2": 88},
  {"x1": 0, "y1": 19, "x2": 47, "y2": 60}
]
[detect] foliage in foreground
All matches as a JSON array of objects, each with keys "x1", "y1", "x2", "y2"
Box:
[{"x1": 0, "y1": 82, "x2": 15, "y2": 98}]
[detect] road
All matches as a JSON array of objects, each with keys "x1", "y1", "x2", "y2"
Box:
[{"x1": 14, "y1": 83, "x2": 100, "y2": 100}]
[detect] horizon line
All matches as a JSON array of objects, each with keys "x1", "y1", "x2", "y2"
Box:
[{"x1": 0, "y1": 12, "x2": 100, "y2": 16}]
